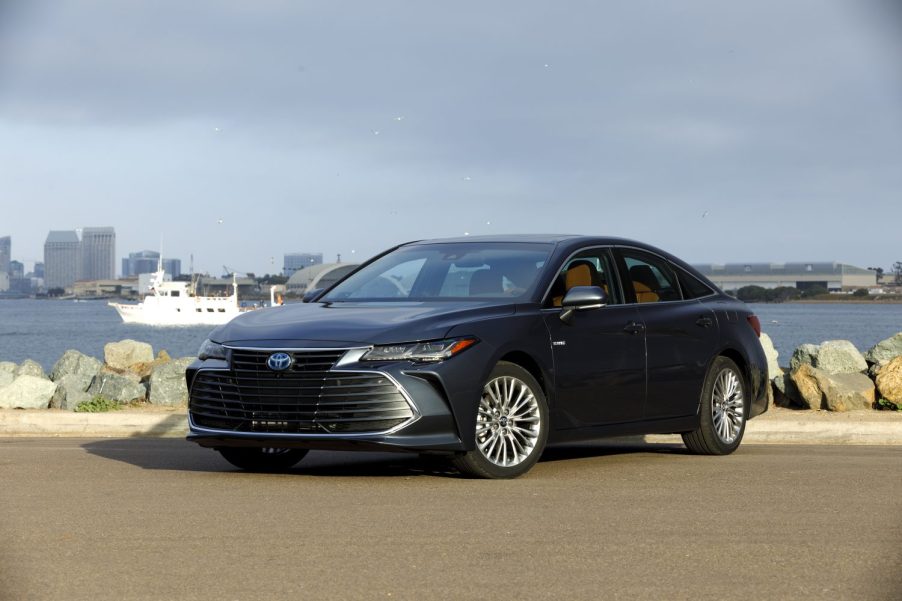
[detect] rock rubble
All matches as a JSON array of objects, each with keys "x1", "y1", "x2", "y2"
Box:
[
  {"x1": 770, "y1": 332, "x2": 902, "y2": 412},
  {"x1": 0, "y1": 342, "x2": 195, "y2": 410}
]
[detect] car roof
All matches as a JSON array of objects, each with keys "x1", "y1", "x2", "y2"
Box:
[{"x1": 408, "y1": 234, "x2": 642, "y2": 246}]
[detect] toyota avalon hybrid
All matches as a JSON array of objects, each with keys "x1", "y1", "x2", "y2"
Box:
[{"x1": 187, "y1": 235, "x2": 768, "y2": 478}]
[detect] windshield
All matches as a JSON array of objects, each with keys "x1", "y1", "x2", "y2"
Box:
[{"x1": 322, "y1": 242, "x2": 552, "y2": 302}]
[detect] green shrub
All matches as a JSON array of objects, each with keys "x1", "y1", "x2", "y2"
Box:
[
  {"x1": 75, "y1": 396, "x2": 123, "y2": 413},
  {"x1": 800, "y1": 285, "x2": 829, "y2": 299},
  {"x1": 736, "y1": 285, "x2": 767, "y2": 302},
  {"x1": 876, "y1": 398, "x2": 900, "y2": 411},
  {"x1": 852, "y1": 288, "x2": 870, "y2": 297}
]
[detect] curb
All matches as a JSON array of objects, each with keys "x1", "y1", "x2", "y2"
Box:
[
  {"x1": 0, "y1": 411, "x2": 188, "y2": 438},
  {"x1": 643, "y1": 418, "x2": 902, "y2": 446},
  {"x1": 1, "y1": 410, "x2": 901, "y2": 444}
]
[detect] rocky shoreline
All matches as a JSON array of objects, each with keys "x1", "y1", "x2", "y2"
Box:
[
  {"x1": 1, "y1": 333, "x2": 901, "y2": 414},
  {"x1": 760, "y1": 332, "x2": 902, "y2": 412},
  {"x1": 0, "y1": 339, "x2": 194, "y2": 410}
]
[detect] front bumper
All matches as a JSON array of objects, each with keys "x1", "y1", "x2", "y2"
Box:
[{"x1": 186, "y1": 346, "x2": 468, "y2": 453}]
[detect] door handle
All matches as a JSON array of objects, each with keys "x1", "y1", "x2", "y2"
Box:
[
  {"x1": 623, "y1": 321, "x2": 645, "y2": 335},
  {"x1": 696, "y1": 316, "x2": 714, "y2": 328}
]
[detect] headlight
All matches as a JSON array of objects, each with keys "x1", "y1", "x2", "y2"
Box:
[
  {"x1": 197, "y1": 339, "x2": 227, "y2": 360},
  {"x1": 361, "y1": 337, "x2": 478, "y2": 363}
]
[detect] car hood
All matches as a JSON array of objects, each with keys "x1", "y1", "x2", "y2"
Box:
[{"x1": 210, "y1": 301, "x2": 515, "y2": 347}]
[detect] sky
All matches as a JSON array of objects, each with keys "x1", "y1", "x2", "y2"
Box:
[{"x1": 1, "y1": 0, "x2": 901, "y2": 276}]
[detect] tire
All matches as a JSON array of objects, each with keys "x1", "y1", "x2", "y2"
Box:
[
  {"x1": 682, "y1": 356, "x2": 748, "y2": 455},
  {"x1": 452, "y1": 361, "x2": 549, "y2": 479},
  {"x1": 217, "y1": 447, "x2": 309, "y2": 472}
]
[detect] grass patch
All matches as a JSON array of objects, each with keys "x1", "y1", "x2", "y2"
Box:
[{"x1": 75, "y1": 396, "x2": 123, "y2": 413}]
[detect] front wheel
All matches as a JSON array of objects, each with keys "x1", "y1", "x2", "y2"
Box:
[
  {"x1": 452, "y1": 362, "x2": 549, "y2": 479},
  {"x1": 682, "y1": 356, "x2": 747, "y2": 455},
  {"x1": 217, "y1": 447, "x2": 309, "y2": 472}
]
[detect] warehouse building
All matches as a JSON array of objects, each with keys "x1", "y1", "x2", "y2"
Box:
[{"x1": 692, "y1": 262, "x2": 876, "y2": 292}]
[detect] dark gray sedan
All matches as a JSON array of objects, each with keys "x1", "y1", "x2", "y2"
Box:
[{"x1": 187, "y1": 235, "x2": 768, "y2": 478}]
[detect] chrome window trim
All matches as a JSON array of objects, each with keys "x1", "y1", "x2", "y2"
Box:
[{"x1": 188, "y1": 353, "x2": 422, "y2": 438}]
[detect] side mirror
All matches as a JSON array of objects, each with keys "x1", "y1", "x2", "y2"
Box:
[
  {"x1": 302, "y1": 288, "x2": 324, "y2": 303},
  {"x1": 560, "y1": 286, "x2": 607, "y2": 324}
]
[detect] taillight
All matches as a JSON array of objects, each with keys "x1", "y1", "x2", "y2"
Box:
[{"x1": 747, "y1": 315, "x2": 761, "y2": 338}]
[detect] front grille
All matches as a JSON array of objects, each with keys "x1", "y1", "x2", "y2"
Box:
[{"x1": 189, "y1": 349, "x2": 414, "y2": 434}]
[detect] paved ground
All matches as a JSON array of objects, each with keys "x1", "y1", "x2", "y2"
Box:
[
  {"x1": 1, "y1": 439, "x2": 900, "y2": 601},
  {"x1": 4, "y1": 406, "x2": 902, "y2": 444}
]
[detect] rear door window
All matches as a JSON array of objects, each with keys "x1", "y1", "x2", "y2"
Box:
[{"x1": 617, "y1": 250, "x2": 681, "y2": 303}]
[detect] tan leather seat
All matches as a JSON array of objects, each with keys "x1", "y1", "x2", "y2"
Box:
[
  {"x1": 629, "y1": 265, "x2": 660, "y2": 303},
  {"x1": 553, "y1": 261, "x2": 607, "y2": 306}
]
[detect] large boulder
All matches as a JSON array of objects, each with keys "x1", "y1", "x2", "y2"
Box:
[
  {"x1": 104, "y1": 340, "x2": 154, "y2": 372},
  {"x1": 790, "y1": 364, "x2": 824, "y2": 410},
  {"x1": 790, "y1": 344, "x2": 819, "y2": 372},
  {"x1": 50, "y1": 350, "x2": 103, "y2": 382},
  {"x1": 865, "y1": 333, "x2": 902, "y2": 367},
  {"x1": 148, "y1": 357, "x2": 195, "y2": 406},
  {"x1": 789, "y1": 363, "x2": 875, "y2": 412},
  {"x1": 772, "y1": 372, "x2": 800, "y2": 408},
  {"x1": 0, "y1": 375, "x2": 57, "y2": 409},
  {"x1": 759, "y1": 333, "x2": 781, "y2": 380},
  {"x1": 50, "y1": 374, "x2": 95, "y2": 410},
  {"x1": 86, "y1": 372, "x2": 147, "y2": 404},
  {"x1": 1, "y1": 361, "x2": 18, "y2": 387},
  {"x1": 814, "y1": 340, "x2": 868, "y2": 374},
  {"x1": 16, "y1": 359, "x2": 47, "y2": 379},
  {"x1": 875, "y1": 356, "x2": 902, "y2": 406},
  {"x1": 128, "y1": 350, "x2": 173, "y2": 381},
  {"x1": 820, "y1": 372, "x2": 875, "y2": 412}
]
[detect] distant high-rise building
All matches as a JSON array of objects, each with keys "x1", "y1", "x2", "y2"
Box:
[
  {"x1": 80, "y1": 227, "x2": 116, "y2": 280},
  {"x1": 122, "y1": 250, "x2": 160, "y2": 277},
  {"x1": 283, "y1": 252, "x2": 323, "y2": 277},
  {"x1": 162, "y1": 258, "x2": 181, "y2": 278},
  {"x1": 44, "y1": 231, "x2": 80, "y2": 290},
  {"x1": 8, "y1": 260, "x2": 24, "y2": 279},
  {"x1": 0, "y1": 236, "x2": 10, "y2": 274},
  {"x1": 33, "y1": 262, "x2": 45, "y2": 279},
  {"x1": 122, "y1": 250, "x2": 181, "y2": 278}
]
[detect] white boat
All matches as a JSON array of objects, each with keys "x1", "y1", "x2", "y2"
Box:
[{"x1": 108, "y1": 266, "x2": 249, "y2": 326}]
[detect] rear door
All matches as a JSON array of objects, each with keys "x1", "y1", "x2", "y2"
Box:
[{"x1": 614, "y1": 248, "x2": 719, "y2": 420}]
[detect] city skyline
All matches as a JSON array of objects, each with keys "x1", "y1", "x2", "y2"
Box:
[
  {"x1": 1, "y1": 225, "x2": 899, "y2": 280},
  {"x1": 1, "y1": 2, "x2": 901, "y2": 275}
]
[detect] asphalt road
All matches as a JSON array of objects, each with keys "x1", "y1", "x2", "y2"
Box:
[{"x1": 1, "y1": 439, "x2": 899, "y2": 601}]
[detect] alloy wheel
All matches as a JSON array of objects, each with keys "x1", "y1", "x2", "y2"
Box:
[
  {"x1": 711, "y1": 368, "x2": 745, "y2": 444},
  {"x1": 476, "y1": 375, "x2": 542, "y2": 467}
]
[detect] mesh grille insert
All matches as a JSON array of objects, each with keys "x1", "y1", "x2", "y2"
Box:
[{"x1": 189, "y1": 349, "x2": 414, "y2": 434}]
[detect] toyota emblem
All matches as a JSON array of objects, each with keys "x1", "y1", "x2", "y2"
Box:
[{"x1": 266, "y1": 352, "x2": 293, "y2": 371}]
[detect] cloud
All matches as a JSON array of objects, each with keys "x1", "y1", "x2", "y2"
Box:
[{"x1": 0, "y1": 0, "x2": 901, "y2": 271}]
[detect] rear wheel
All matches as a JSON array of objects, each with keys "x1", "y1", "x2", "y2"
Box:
[
  {"x1": 682, "y1": 356, "x2": 747, "y2": 455},
  {"x1": 217, "y1": 447, "x2": 308, "y2": 472},
  {"x1": 452, "y1": 362, "x2": 548, "y2": 479}
]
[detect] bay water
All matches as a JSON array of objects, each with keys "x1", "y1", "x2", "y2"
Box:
[{"x1": 0, "y1": 299, "x2": 900, "y2": 371}]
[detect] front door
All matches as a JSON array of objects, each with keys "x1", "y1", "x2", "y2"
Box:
[{"x1": 542, "y1": 248, "x2": 647, "y2": 427}]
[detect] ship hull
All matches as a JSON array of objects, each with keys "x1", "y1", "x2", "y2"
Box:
[{"x1": 108, "y1": 298, "x2": 244, "y2": 326}]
